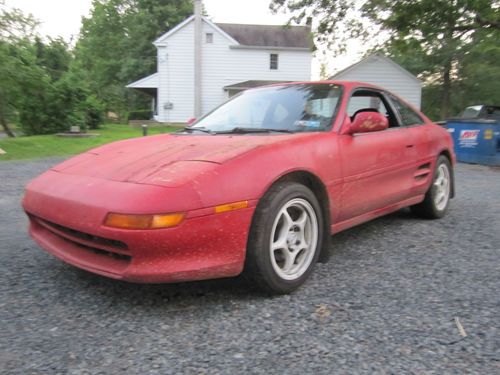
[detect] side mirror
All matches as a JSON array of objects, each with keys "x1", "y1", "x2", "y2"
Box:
[
  {"x1": 349, "y1": 112, "x2": 388, "y2": 134},
  {"x1": 186, "y1": 117, "x2": 197, "y2": 126}
]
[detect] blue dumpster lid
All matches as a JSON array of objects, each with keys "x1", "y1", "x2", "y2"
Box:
[
  {"x1": 446, "y1": 105, "x2": 500, "y2": 124},
  {"x1": 446, "y1": 118, "x2": 498, "y2": 124},
  {"x1": 455, "y1": 105, "x2": 500, "y2": 120}
]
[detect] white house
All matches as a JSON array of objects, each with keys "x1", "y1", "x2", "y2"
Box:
[
  {"x1": 330, "y1": 53, "x2": 422, "y2": 109},
  {"x1": 127, "y1": 1, "x2": 312, "y2": 123}
]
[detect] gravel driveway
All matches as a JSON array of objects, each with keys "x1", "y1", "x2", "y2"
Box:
[{"x1": 1, "y1": 158, "x2": 499, "y2": 374}]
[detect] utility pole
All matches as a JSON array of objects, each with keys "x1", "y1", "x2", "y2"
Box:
[{"x1": 194, "y1": 0, "x2": 202, "y2": 118}]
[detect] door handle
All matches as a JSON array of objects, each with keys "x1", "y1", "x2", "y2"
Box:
[{"x1": 406, "y1": 144, "x2": 414, "y2": 148}]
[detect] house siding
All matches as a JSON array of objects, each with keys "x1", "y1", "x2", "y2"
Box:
[
  {"x1": 334, "y1": 57, "x2": 422, "y2": 109},
  {"x1": 157, "y1": 21, "x2": 195, "y2": 123},
  {"x1": 156, "y1": 19, "x2": 312, "y2": 122}
]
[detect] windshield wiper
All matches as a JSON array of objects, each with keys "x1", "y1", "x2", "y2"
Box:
[
  {"x1": 214, "y1": 127, "x2": 294, "y2": 134},
  {"x1": 178, "y1": 126, "x2": 213, "y2": 134}
]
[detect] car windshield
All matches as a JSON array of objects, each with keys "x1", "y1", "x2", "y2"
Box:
[
  {"x1": 461, "y1": 105, "x2": 483, "y2": 118},
  {"x1": 190, "y1": 84, "x2": 343, "y2": 133}
]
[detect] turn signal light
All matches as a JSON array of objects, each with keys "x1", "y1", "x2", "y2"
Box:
[
  {"x1": 104, "y1": 213, "x2": 185, "y2": 230},
  {"x1": 214, "y1": 200, "x2": 249, "y2": 213}
]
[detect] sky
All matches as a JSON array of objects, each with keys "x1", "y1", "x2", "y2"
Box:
[{"x1": 4, "y1": 0, "x2": 367, "y2": 78}]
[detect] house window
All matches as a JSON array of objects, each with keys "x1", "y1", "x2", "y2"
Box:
[
  {"x1": 206, "y1": 33, "x2": 213, "y2": 43},
  {"x1": 270, "y1": 53, "x2": 278, "y2": 70}
]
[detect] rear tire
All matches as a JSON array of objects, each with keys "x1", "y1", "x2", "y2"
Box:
[
  {"x1": 411, "y1": 155, "x2": 452, "y2": 219},
  {"x1": 244, "y1": 182, "x2": 323, "y2": 294}
]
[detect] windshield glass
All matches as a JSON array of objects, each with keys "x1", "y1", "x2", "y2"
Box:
[
  {"x1": 191, "y1": 84, "x2": 343, "y2": 133},
  {"x1": 461, "y1": 105, "x2": 483, "y2": 118}
]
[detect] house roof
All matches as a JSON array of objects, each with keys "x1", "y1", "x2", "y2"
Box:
[
  {"x1": 153, "y1": 14, "x2": 311, "y2": 49},
  {"x1": 330, "y1": 53, "x2": 421, "y2": 84},
  {"x1": 126, "y1": 73, "x2": 159, "y2": 96},
  {"x1": 224, "y1": 80, "x2": 291, "y2": 91},
  {"x1": 126, "y1": 73, "x2": 159, "y2": 89},
  {"x1": 154, "y1": 15, "x2": 238, "y2": 46},
  {"x1": 216, "y1": 23, "x2": 311, "y2": 49}
]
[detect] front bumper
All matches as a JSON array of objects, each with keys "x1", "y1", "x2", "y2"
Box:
[{"x1": 23, "y1": 171, "x2": 256, "y2": 283}]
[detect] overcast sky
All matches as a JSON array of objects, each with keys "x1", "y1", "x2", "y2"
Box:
[{"x1": 5, "y1": 0, "x2": 365, "y2": 78}]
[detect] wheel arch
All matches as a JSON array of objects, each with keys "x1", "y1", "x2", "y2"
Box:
[{"x1": 438, "y1": 149, "x2": 455, "y2": 198}]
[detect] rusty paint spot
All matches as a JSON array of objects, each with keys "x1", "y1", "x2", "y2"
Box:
[{"x1": 361, "y1": 118, "x2": 377, "y2": 129}]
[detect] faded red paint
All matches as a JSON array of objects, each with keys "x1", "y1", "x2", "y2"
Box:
[
  {"x1": 22, "y1": 81, "x2": 455, "y2": 283},
  {"x1": 350, "y1": 112, "x2": 388, "y2": 133}
]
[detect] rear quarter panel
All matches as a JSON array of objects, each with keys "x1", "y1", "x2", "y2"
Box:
[{"x1": 410, "y1": 122, "x2": 455, "y2": 197}]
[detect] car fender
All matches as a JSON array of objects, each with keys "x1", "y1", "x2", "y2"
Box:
[{"x1": 189, "y1": 132, "x2": 342, "y2": 219}]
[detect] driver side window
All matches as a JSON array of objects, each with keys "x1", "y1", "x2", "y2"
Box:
[{"x1": 348, "y1": 90, "x2": 399, "y2": 128}]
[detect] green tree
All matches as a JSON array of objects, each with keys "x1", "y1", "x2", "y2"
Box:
[
  {"x1": 0, "y1": 2, "x2": 38, "y2": 42},
  {"x1": 12, "y1": 42, "x2": 75, "y2": 135},
  {"x1": 35, "y1": 37, "x2": 72, "y2": 81},
  {"x1": 1, "y1": 2, "x2": 107, "y2": 136},
  {"x1": 0, "y1": 2, "x2": 39, "y2": 137},
  {"x1": 72, "y1": 0, "x2": 193, "y2": 117},
  {"x1": 457, "y1": 28, "x2": 500, "y2": 107},
  {"x1": 271, "y1": 0, "x2": 500, "y2": 118}
]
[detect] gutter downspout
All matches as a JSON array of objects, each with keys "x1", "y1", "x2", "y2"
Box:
[{"x1": 194, "y1": 0, "x2": 202, "y2": 118}]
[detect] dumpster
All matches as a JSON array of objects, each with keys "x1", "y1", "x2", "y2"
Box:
[{"x1": 446, "y1": 105, "x2": 500, "y2": 166}]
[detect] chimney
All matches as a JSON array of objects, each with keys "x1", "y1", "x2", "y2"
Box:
[{"x1": 194, "y1": 0, "x2": 202, "y2": 118}]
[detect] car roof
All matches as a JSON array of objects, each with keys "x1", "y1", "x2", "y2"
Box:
[{"x1": 260, "y1": 80, "x2": 384, "y2": 91}]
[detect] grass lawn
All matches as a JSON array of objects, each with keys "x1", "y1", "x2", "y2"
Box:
[{"x1": 0, "y1": 124, "x2": 178, "y2": 162}]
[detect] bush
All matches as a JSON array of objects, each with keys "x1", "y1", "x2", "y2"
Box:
[
  {"x1": 18, "y1": 77, "x2": 70, "y2": 135},
  {"x1": 64, "y1": 95, "x2": 105, "y2": 132},
  {"x1": 128, "y1": 109, "x2": 153, "y2": 121},
  {"x1": 82, "y1": 95, "x2": 104, "y2": 130},
  {"x1": 18, "y1": 72, "x2": 105, "y2": 134}
]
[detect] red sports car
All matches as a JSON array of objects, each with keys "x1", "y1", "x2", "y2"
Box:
[{"x1": 23, "y1": 81, "x2": 455, "y2": 294}]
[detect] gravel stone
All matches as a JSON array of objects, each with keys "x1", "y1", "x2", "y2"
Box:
[{"x1": 0, "y1": 158, "x2": 499, "y2": 374}]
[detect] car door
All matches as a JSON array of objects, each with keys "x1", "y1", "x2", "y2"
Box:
[
  {"x1": 337, "y1": 89, "x2": 417, "y2": 222},
  {"x1": 388, "y1": 94, "x2": 435, "y2": 197}
]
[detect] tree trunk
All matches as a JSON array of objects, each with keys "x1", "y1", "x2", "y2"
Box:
[
  {"x1": 0, "y1": 116, "x2": 15, "y2": 138},
  {"x1": 0, "y1": 92, "x2": 16, "y2": 138},
  {"x1": 440, "y1": 60, "x2": 452, "y2": 120},
  {"x1": 0, "y1": 108, "x2": 15, "y2": 138}
]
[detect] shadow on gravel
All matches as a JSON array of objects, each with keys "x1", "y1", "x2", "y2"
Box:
[
  {"x1": 40, "y1": 208, "x2": 422, "y2": 309},
  {"x1": 329, "y1": 207, "x2": 420, "y2": 251},
  {"x1": 70, "y1": 269, "x2": 260, "y2": 300}
]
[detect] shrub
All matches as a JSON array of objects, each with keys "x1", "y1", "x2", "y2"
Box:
[
  {"x1": 18, "y1": 73, "x2": 105, "y2": 134},
  {"x1": 128, "y1": 109, "x2": 153, "y2": 121},
  {"x1": 18, "y1": 77, "x2": 69, "y2": 135},
  {"x1": 82, "y1": 95, "x2": 105, "y2": 130}
]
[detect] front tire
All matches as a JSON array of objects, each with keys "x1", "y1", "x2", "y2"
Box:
[
  {"x1": 411, "y1": 155, "x2": 452, "y2": 219},
  {"x1": 245, "y1": 182, "x2": 323, "y2": 294}
]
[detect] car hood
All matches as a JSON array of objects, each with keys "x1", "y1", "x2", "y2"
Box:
[{"x1": 51, "y1": 133, "x2": 295, "y2": 187}]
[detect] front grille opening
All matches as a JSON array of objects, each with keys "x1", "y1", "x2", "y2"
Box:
[
  {"x1": 31, "y1": 215, "x2": 130, "y2": 259},
  {"x1": 76, "y1": 242, "x2": 131, "y2": 262},
  {"x1": 46, "y1": 220, "x2": 128, "y2": 250}
]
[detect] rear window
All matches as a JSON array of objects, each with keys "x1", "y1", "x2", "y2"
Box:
[{"x1": 389, "y1": 95, "x2": 424, "y2": 126}]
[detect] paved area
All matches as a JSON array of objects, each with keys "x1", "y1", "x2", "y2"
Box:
[{"x1": 0, "y1": 158, "x2": 499, "y2": 374}]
